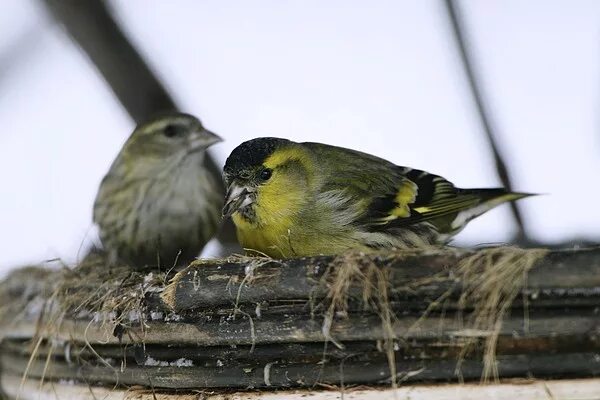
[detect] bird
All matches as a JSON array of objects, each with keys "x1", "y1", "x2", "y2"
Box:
[
  {"x1": 93, "y1": 112, "x2": 223, "y2": 268},
  {"x1": 222, "y1": 137, "x2": 533, "y2": 258}
]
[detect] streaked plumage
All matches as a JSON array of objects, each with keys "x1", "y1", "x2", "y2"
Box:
[
  {"x1": 222, "y1": 137, "x2": 533, "y2": 258},
  {"x1": 93, "y1": 113, "x2": 223, "y2": 268}
]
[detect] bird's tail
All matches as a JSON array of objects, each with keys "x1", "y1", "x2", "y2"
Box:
[{"x1": 448, "y1": 188, "x2": 535, "y2": 231}]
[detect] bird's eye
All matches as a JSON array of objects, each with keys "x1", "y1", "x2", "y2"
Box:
[
  {"x1": 163, "y1": 124, "x2": 179, "y2": 138},
  {"x1": 260, "y1": 168, "x2": 272, "y2": 181}
]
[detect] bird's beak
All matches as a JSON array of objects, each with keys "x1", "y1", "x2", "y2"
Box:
[
  {"x1": 222, "y1": 183, "x2": 254, "y2": 218},
  {"x1": 189, "y1": 128, "x2": 223, "y2": 151}
]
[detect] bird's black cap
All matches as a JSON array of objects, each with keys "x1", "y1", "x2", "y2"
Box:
[{"x1": 224, "y1": 137, "x2": 292, "y2": 177}]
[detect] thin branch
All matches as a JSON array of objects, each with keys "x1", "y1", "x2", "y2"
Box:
[
  {"x1": 42, "y1": 0, "x2": 174, "y2": 124},
  {"x1": 443, "y1": 0, "x2": 528, "y2": 240}
]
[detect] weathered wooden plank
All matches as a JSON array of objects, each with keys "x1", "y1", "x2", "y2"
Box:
[
  {"x1": 2, "y1": 247, "x2": 600, "y2": 391},
  {"x1": 3, "y1": 349, "x2": 600, "y2": 389},
  {"x1": 163, "y1": 248, "x2": 600, "y2": 312},
  {"x1": 2, "y1": 310, "x2": 599, "y2": 346},
  {"x1": 5, "y1": 332, "x2": 598, "y2": 366}
]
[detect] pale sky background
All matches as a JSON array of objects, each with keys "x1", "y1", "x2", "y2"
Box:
[{"x1": 1, "y1": 0, "x2": 599, "y2": 276}]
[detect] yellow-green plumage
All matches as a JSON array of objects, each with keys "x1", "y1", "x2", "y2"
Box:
[{"x1": 223, "y1": 138, "x2": 533, "y2": 258}]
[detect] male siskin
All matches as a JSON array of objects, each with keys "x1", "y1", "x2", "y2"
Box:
[
  {"x1": 222, "y1": 137, "x2": 533, "y2": 258},
  {"x1": 93, "y1": 113, "x2": 223, "y2": 268}
]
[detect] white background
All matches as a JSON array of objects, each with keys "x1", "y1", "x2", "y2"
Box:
[{"x1": 1, "y1": 0, "x2": 599, "y2": 276}]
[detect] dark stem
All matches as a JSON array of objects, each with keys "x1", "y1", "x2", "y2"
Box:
[{"x1": 443, "y1": 0, "x2": 528, "y2": 240}]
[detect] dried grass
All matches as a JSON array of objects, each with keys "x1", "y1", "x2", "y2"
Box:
[
  {"x1": 316, "y1": 245, "x2": 548, "y2": 386},
  {"x1": 0, "y1": 252, "x2": 170, "y2": 398},
  {"x1": 453, "y1": 246, "x2": 548, "y2": 383},
  {"x1": 317, "y1": 250, "x2": 402, "y2": 387}
]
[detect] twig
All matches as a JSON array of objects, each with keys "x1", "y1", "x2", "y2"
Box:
[{"x1": 443, "y1": 0, "x2": 528, "y2": 240}]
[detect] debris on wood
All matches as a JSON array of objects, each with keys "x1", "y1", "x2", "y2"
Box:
[{"x1": 0, "y1": 246, "x2": 599, "y2": 393}]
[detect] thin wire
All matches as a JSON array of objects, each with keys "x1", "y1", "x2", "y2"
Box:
[{"x1": 444, "y1": 0, "x2": 528, "y2": 240}]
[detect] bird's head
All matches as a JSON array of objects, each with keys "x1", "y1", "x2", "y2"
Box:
[
  {"x1": 122, "y1": 112, "x2": 222, "y2": 166},
  {"x1": 222, "y1": 137, "x2": 313, "y2": 221}
]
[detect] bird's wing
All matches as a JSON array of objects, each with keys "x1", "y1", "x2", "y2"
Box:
[
  {"x1": 304, "y1": 142, "x2": 515, "y2": 234},
  {"x1": 360, "y1": 167, "x2": 478, "y2": 233}
]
